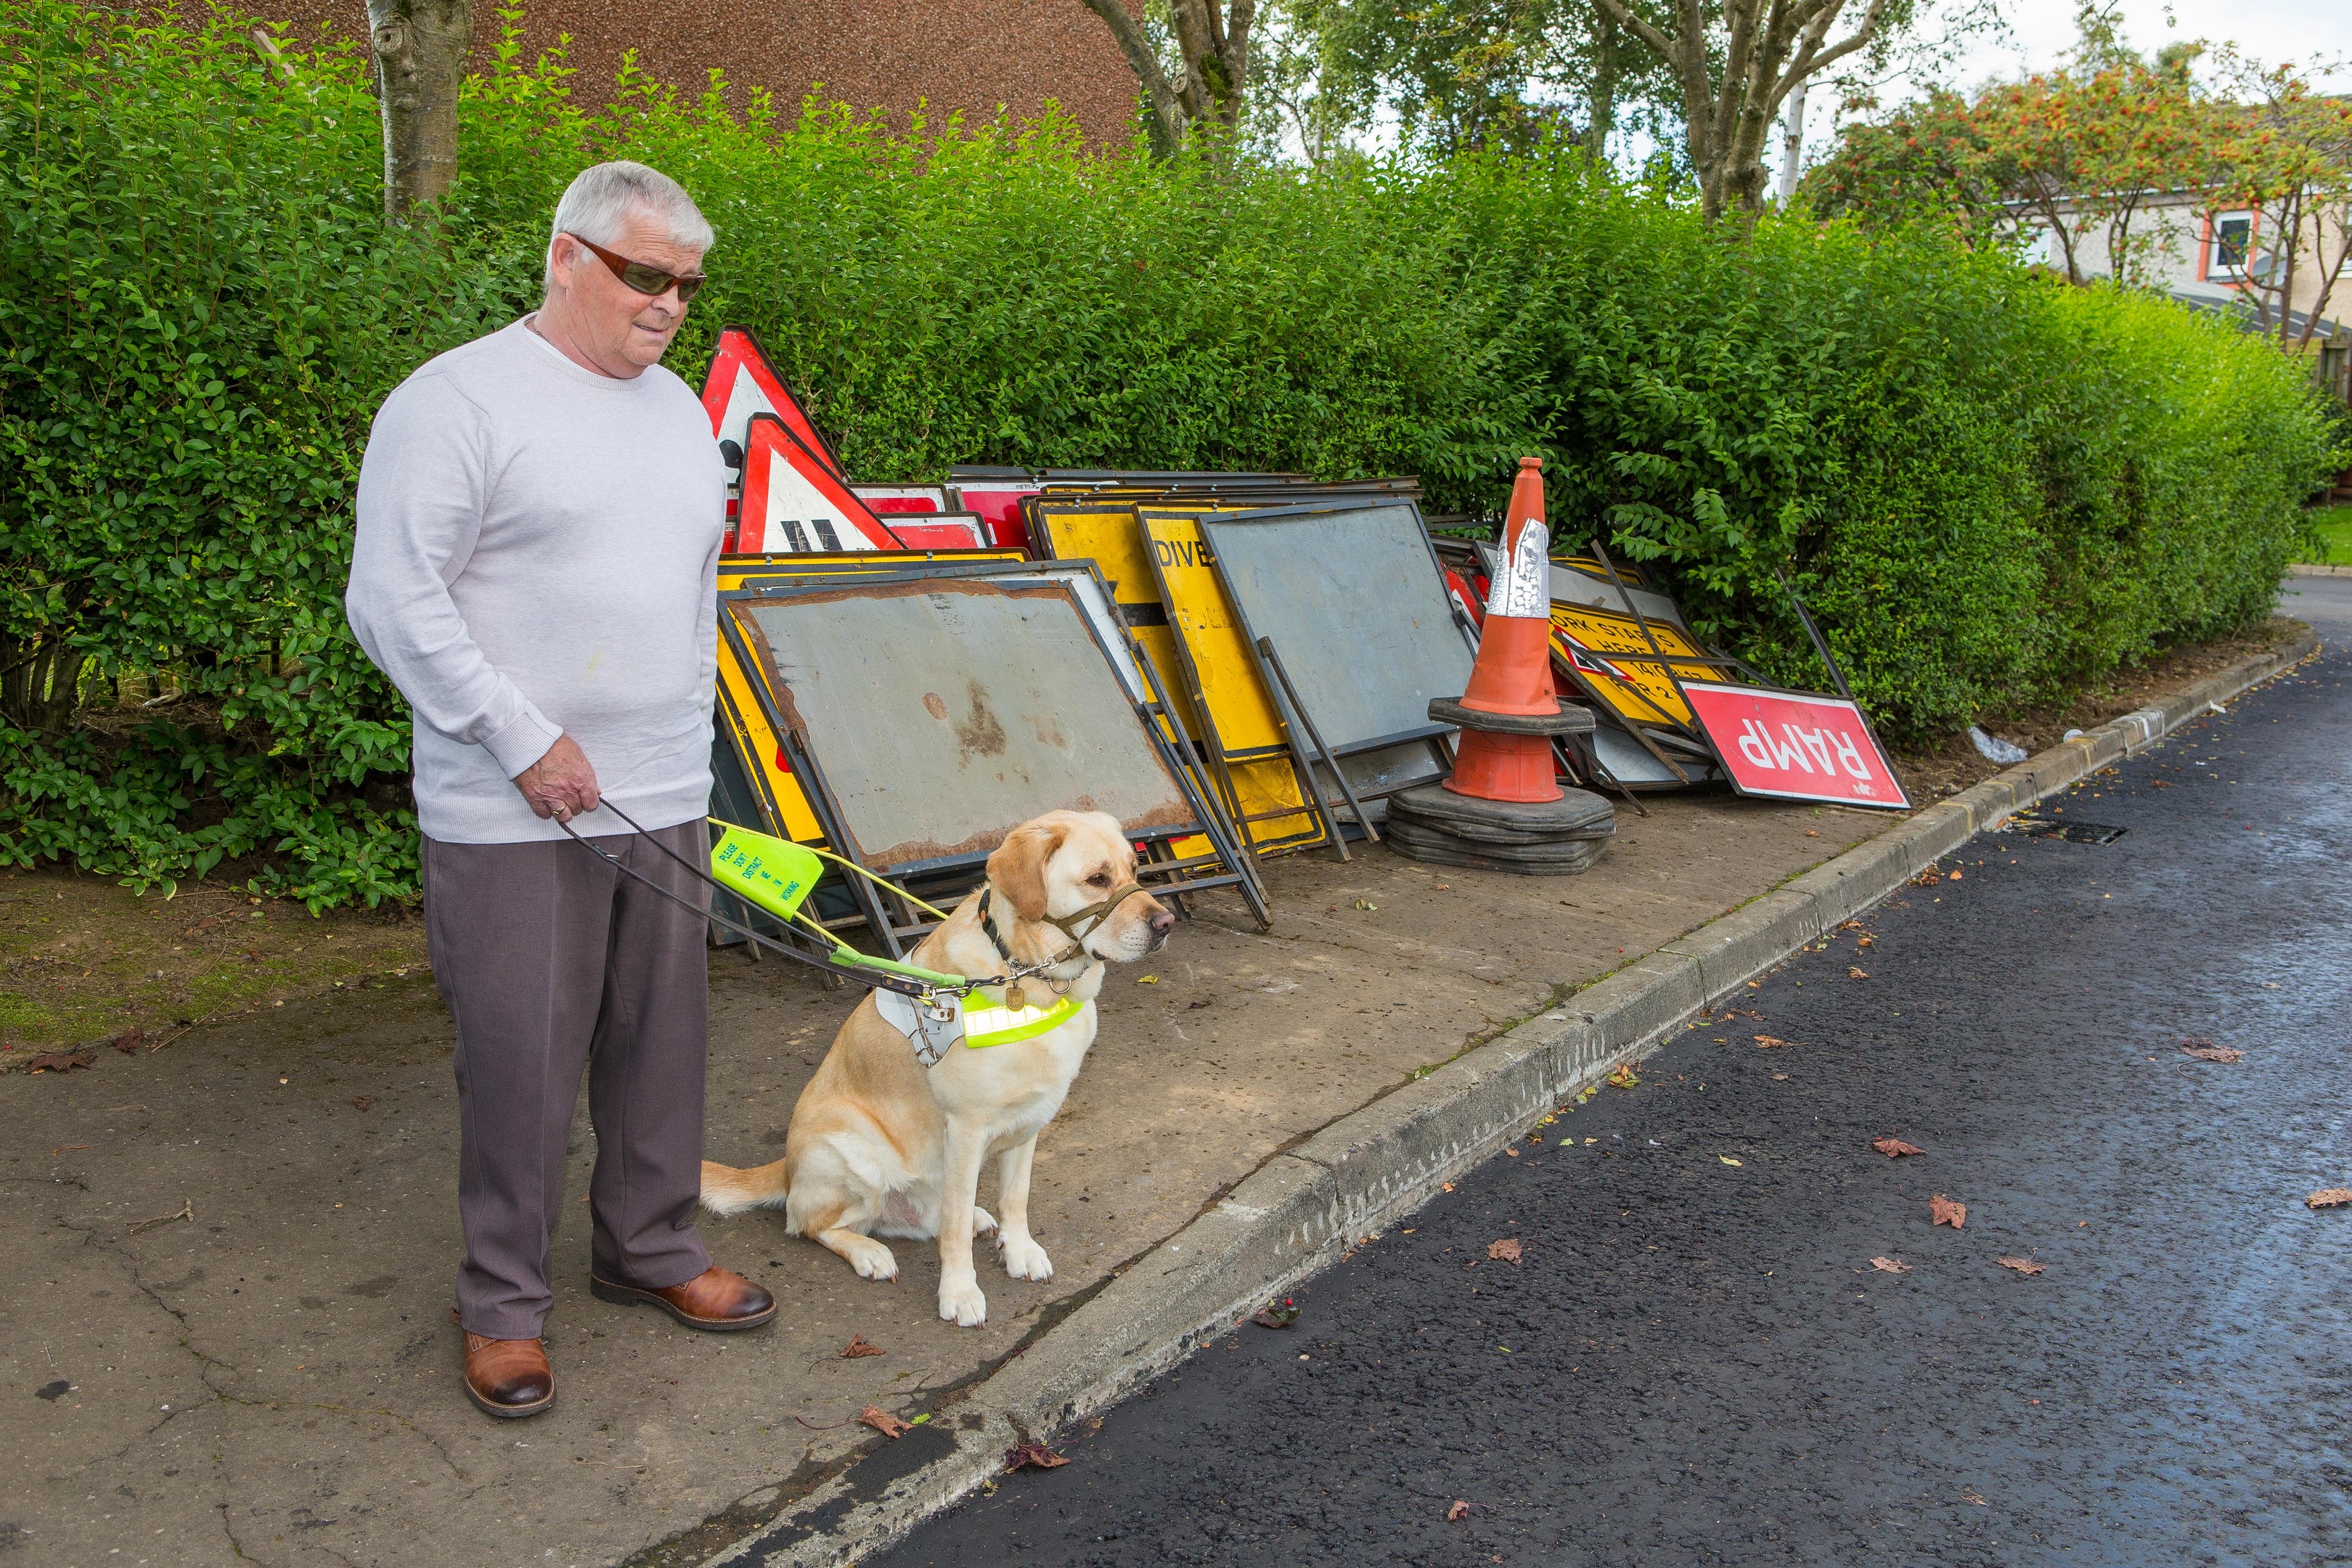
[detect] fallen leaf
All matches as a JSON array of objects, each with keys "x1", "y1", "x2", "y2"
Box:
[
  {"x1": 1487, "y1": 1238, "x2": 1522, "y2": 1263},
  {"x1": 1930, "y1": 1194, "x2": 1967, "y2": 1229},
  {"x1": 2180, "y1": 1044, "x2": 2243, "y2": 1063},
  {"x1": 1718, "y1": 1155, "x2": 1743, "y2": 1167},
  {"x1": 1352, "y1": 898, "x2": 1379, "y2": 911},
  {"x1": 1606, "y1": 1063, "x2": 1640, "y2": 1089},
  {"x1": 1870, "y1": 1256, "x2": 1911, "y2": 1274},
  {"x1": 1135, "y1": 975, "x2": 1159, "y2": 984},
  {"x1": 1872, "y1": 1137, "x2": 1924, "y2": 1159},
  {"x1": 1838, "y1": 920, "x2": 1863, "y2": 930},
  {"x1": 1848, "y1": 966, "x2": 1869, "y2": 980},
  {"x1": 858, "y1": 1406, "x2": 911, "y2": 1438},
  {"x1": 1753, "y1": 1035, "x2": 1787, "y2": 1049},
  {"x1": 1771, "y1": 1072, "x2": 1789, "y2": 1081},
  {"x1": 1856, "y1": 934, "x2": 1875, "y2": 948},
  {"x1": 24, "y1": 1050, "x2": 94, "y2": 1074},
  {"x1": 1805, "y1": 829, "x2": 1820, "y2": 837},
  {"x1": 1447, "y1": 1500, "x2": 1471, "y2": 1522},
  {"x1": 841, "y1": 1334, "x2": 885, "y2": 1358},
  {"x1": 108, "y1": 1026, "x2": 144, "y2": 1054},
  {"x1": 1948, "y1": 870, "x2": 1964, "y2": 881},
  {"x1": 351, "y1": 1095, "x2": 372, "y2": 1111},
  {"x1": 2307, "y1": 1188, "x2": 2352, "y2": 1209},
  {"x1": 1253, "y1": 1297, "x2": 1300, "y2": 1328},
  {"x1": 1962, "y1": 1486, "x2": 1988, "y2": 1506},
  {"x1": 1004, "y1": 1441, "x2": 1069, "y2": 1472},
  {"x1": 1997, "y1": 1256, "x2": 2045, "y2": 1275}
]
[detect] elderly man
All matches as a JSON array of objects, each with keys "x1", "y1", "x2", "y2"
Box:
[{"x1": 347, "y1": 160, "x2": 774, "y2": 1421}]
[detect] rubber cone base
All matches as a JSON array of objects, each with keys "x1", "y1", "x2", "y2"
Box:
[{"x1": 1385, "y1": 784, "x2": 1617, "y2": 878}]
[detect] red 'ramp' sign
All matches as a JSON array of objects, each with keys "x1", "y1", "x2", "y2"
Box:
[{"x1": 1681, "y1": 681, "x2": 1911, "y2": 810}]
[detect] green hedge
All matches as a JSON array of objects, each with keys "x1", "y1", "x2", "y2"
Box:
[{"x1": 0, "y1": 2, "x2": 2339, "y2": 906}]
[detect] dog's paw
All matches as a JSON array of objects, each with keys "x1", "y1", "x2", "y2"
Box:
[
  {"x1": 841, "y1": 1237, "x2": 899, "y2": 1281},
  {"x1": 972, "y1": 1206, "x2": 998, "y2": 1236},
  {"x1": 938, "y1": 1274, "x2": 987, "y2": 1328},
  {"x1": 1000, "y1": 1234, "x2": 1054, "y2": 1282}
]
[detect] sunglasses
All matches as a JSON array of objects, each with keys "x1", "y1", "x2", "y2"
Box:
[{"x1": 566, "y1": 234, "x2": 706, "y2": 304}]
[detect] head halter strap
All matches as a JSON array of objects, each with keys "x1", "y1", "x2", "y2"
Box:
[{"x1": 978, "y1": 881, "x2": 1155, "y2": 973}]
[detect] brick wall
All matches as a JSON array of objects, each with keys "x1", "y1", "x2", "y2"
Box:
[{"x1": 274, "y1": 0, "x2": 1142, "y2": 144}]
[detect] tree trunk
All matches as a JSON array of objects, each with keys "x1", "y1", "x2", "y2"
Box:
[
  {"x1": 0, "y1": 634, "x2": 89, "y2": 738},
  {"x1": 1596, "y1": 0, "x2": 1892, "y2": 224},
  {"x1": 1774, "y1": 79, "x2": 1806, "y2": 203},
  {"x1": 367, "y1": 0, "x2": 470, "y2": 224},
  {"x1": 1080, "y1": 0, "x2": 1254, "y2": 157},
  {"x1": 1583, "y1": 5, "x2": 1620, "y2": 159}
]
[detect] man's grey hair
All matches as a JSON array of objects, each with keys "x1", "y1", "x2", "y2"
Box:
[{"x1": 545, "y1": 161, "x2": 715, "y2": 290}]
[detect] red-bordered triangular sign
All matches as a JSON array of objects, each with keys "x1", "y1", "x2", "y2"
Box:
[
  {"x1": 701, "y1": 324, "x2": 845, "y2": 479},
  {"x1": 738, "y1": 414, "x2": 905, "y2": 552}
]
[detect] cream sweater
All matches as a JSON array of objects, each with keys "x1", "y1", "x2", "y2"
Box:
[{"x1": 346, "y1": 319, "x2": 728, "y2": 844}]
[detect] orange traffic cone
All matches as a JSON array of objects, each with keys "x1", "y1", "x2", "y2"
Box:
[
  {"x1": 1441, "y1": 457, "x2": 1576, "y2": 802},
  {"x1": 1386, "y1": 457, "x2": 1617, "y2": 875}
]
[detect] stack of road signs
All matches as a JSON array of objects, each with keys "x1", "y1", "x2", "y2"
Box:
[
  {"x1": 716, "y1": 557, "x2": 1267, "y2": 953},
  {"x1": 1435, "y1": 534, "x2": 1908, "y2": 813},
  {"x1": 1020, "y1": 475, "x2": 1443, "y2": 862}
]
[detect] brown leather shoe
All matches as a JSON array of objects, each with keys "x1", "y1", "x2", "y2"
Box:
[
  {"x1": 590, "y1": 1265, "x2": 777, "y2": 1331},
  {"x1": 462, "y1": 1331, "x2": 554, "y2": 1419}
]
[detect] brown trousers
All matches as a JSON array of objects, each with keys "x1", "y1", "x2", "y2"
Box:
[{"x1": 423, "y1": 820, "x2": 714, "y2": 1340}]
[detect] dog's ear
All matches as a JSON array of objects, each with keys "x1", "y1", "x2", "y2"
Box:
[{"x1": 987, "y1": 820, "x2": 1066, "y2": 923}]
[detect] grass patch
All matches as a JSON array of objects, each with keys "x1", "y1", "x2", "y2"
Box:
[{"x1": 2299, "y1": 502, "x2": 2352, "y2": 564}]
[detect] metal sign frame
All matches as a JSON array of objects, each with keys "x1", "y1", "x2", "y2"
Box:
[
  {"x1": 718, "y1": 561, "x2": 1267, "y2": 952},
  {"x1": 1191, "y1": 497, "x2": 1471, "y2": 808},
  {"x1": 1137, "y1": 509, "x2": 1336, "y2": 857}
]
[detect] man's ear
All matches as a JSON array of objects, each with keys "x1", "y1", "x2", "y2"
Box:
[{"x1": 987, "y1": 820, "x2": 1066, "y2": 923}]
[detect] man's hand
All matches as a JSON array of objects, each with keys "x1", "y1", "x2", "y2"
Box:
[{"x1": 515, "y1": 733, "x2": 600, "y2": 822}]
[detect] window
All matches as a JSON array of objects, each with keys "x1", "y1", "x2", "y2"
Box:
[{"x1": 2210, "y1": 213, "x2": 2253, "y2": 278}]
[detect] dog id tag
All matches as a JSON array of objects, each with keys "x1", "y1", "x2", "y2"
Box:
[
  {"x1": 1005, "y1": 980, "x2": 1028, "y2": 1012},
  {"x1": 875, "y1": 988, "x2": 967, "y2": 1067}
]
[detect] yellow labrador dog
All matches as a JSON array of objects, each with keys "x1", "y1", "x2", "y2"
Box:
[{"x1": 701, "y1": 809, "x2": 1174, "y2": 1327}]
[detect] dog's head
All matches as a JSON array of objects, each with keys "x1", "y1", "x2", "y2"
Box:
[{"x1": 984, "y1": 810, "x2": 1175, "y2": 963}]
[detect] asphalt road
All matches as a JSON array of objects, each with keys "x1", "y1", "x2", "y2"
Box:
[{"x1": 873, "y1": 582, "x2": 2352, "y2": 1568}]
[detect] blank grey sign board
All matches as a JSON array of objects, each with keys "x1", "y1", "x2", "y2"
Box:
[
  {"x1": 1199, "y1": 501, "x2": 1474, "y2": 754},
  {"x1": 730, "y1": 579, "x2": 1194, "y2": 870}
]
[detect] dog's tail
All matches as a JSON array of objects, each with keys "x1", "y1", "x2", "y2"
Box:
[{"x1": 699, "y1": 1157, "x2": 788, "y2": 1215}]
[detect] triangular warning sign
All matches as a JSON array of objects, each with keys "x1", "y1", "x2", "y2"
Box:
[
  {"x1": 738, "y1": 415, "x2": 905, "y2": 552},
  {"x1": 701, "y1": 324, "x2": 846, "y2": 482}
]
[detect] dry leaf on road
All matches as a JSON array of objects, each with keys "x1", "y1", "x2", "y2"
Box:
[
  {"x1": 1487, "y1": 1238, "x2": 1522, "y2": 1264},
  {"x1": 1870, "y1": 1257, "x2": 1911, "y2": 1274},
  {"x1": 1997, "y1": 1256, "x2": 2045, "y2": 1275},
  {"x1": 23, "y1": 1051, "x2": 94, "y2": 1074},
  {"x1": 1848, "y1": 967, "x2": 1870, "y2": 979},
  {"x1": 1855, "y1": 934, "x2": 1875, "y2": 948},
  {"x1": 1606, "y1": 1064, "x2": 1640, "y2": 1088},
  {"x1": 2180, "y1": 1044, "x2": 2244, "y2": 1063},
  {"x1": 1718, "y1": 1156, "x2": 1743, "y2": 1167},
  {"x1": 1930, "y1": 1194, "x2": 1967, "y2": 1229},
  {"x1": 859, "y1": 1406, "x2": 911, "y2": 1438},
  {"x1": 841, "y1": 1334, "x2": 885, "y2": 1358},
  {"x1": 1447, "y1": 1500, "x2": 1471, "y2": 1522},
  {"x1": 1872, "y1": 1137, "x2": 1924, "y2": 1159},
  {"x1": 2307, "y1": 1188, "x2": 2352, "y2": 1209},
  {"x1": 351, "y1": 1096, "x2": 372, "y2": 1111},
  {"x1": 1004, "y1": 1441, "x2": 1069, "y2": 1472},
  {"x1": 108, "y1": 1027, "x2": 144, "y2": 1054},
  {"x1": 1754, "y1": 1035, "x2": 1788, "y2": 1049}
]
